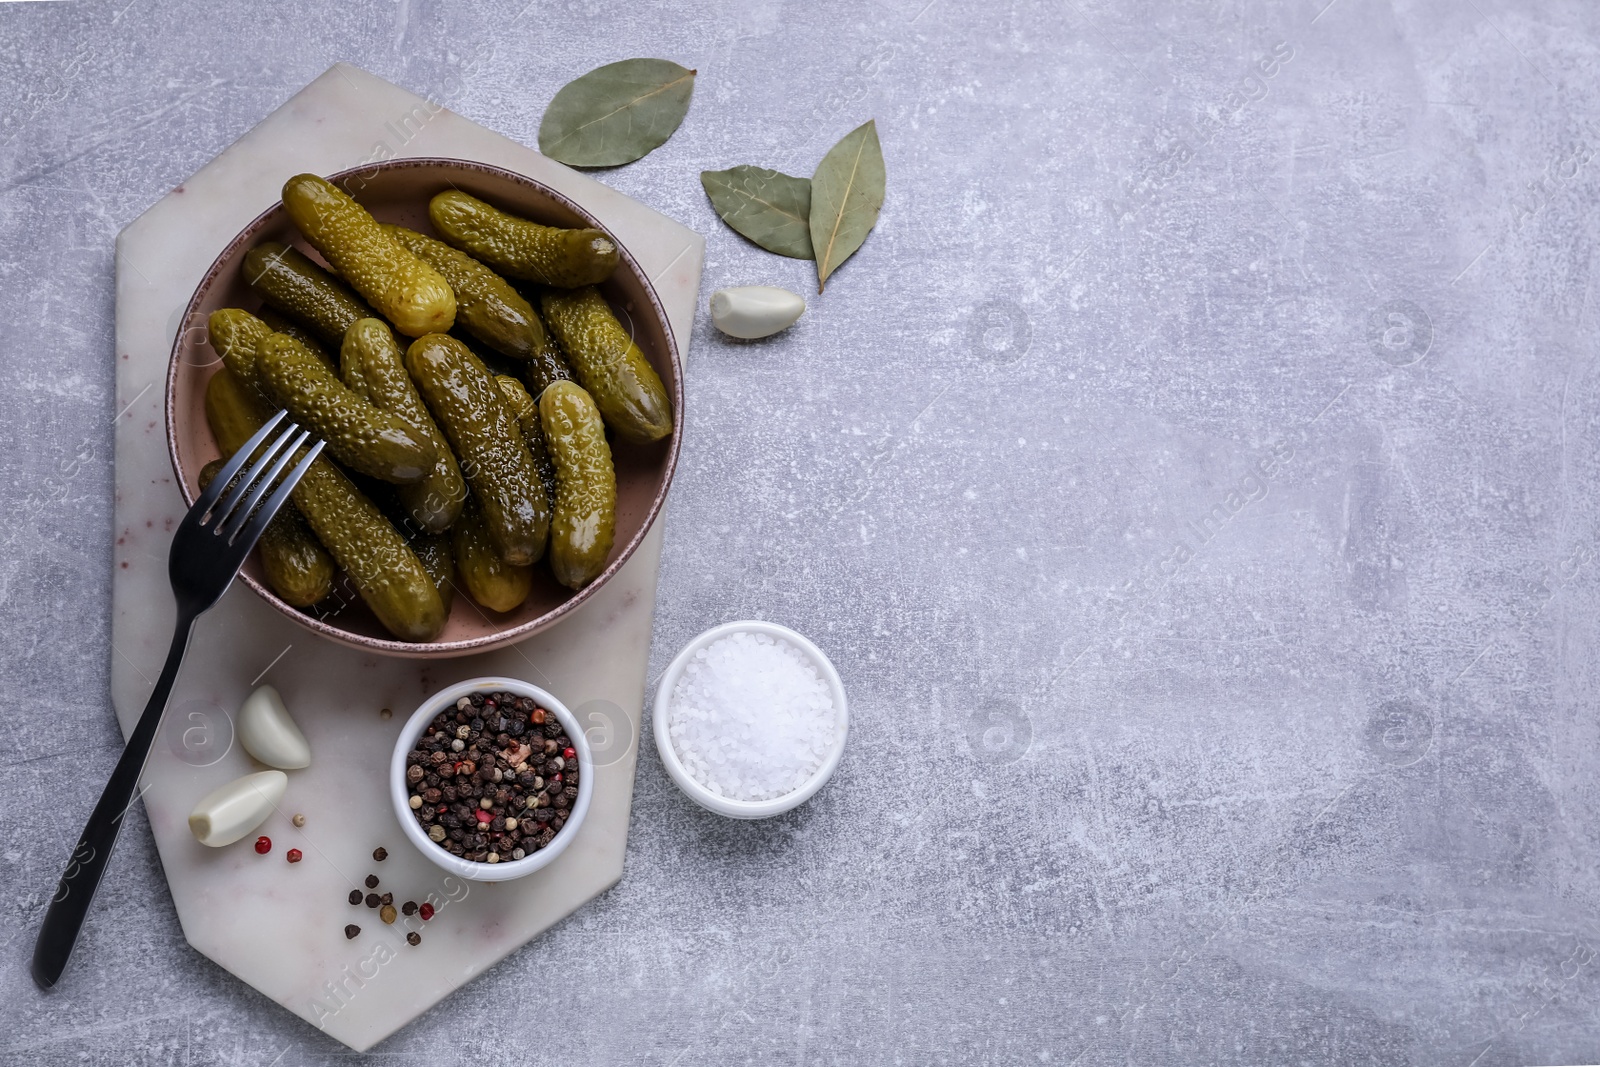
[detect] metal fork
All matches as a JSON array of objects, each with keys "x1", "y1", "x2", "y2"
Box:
[{"x1": 32, "y1": 411, "x2": 325, "y2": 990}]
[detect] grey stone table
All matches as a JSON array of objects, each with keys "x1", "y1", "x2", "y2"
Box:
[{"x1": 3, "y1": 1, "x2": 1598, "y2": 1064}]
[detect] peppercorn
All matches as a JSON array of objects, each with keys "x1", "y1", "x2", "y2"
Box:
[
  {"x1": 348, "y1": 890, "x2": 363, "y2": 906},
  {"x1": 365, "y1": 874, "x2": 379, "y2": 889},
  {"x1": 407, "y1": 932, "x2": 421, "y2": 946},
  {"x1": 402, "y1": 901, "x2": 418, "y2": 916},
  {"x1": 380, "y1": 904, "x2": 397, "y2": 924},
  {"x1": 366, "y1": 893, "x2": 380, "y2": 908},
  {"x1": 380, "y1": 892, "x2": 393, "y2": 906},
  {"x1": 286, "y1": 848, "x2": 302, "y2": 863},
  {"x1": 373, "y1": 847, "x2": 388, "y2": 862},
  {"x1": 254, "y1": 836, "x2": 271, "y2": 854},
  {"x1": 292, "y1": 814, "x2": 306, "y2": 828},
  {"x1": 345, "y1": 925, "x2": 360, "y2": 939}
]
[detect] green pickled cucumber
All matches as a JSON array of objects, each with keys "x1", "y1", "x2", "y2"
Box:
[
  {"x1": 257, "y1": 332, "x2": 437, "y2": 484},
  {"x1": 429, "y1": 190, "x2": 618, "y2": 288},
  {"x1": 207, "y1": 308, "x2": 272, "y2": 394},
  {"x1": 282, "y1": 173, "x2": 456, "y2": 337},
  {"x1": 257, "y1": 307, "x2": 336, "y2": 370},
  {"x1": 340, "y1": 318, "x2": 466, "y2": 533},
  {"x1": 538, "y1": 286, "x2": 673, "y2": 443},
  {"x1": 410, "y1": 530, "x2": 456, "y2": 616},
  {"x1": 384, "y1": 224, "x2": 549, "y2": 360},
  {"x1": 405, "y1": 333, "x2": 550, "y2": 566},
  {"x1": 540, "y1": 380, "x2": 616, "y2": 590},
  {"x1": 452, "y1": 497, "x2": 532, "y2": 612},
  {"x1": 243, "y1": 241, "x2": 377, "y2": 348},
  {"x1": 198, "y1": 458, "x2": 334, "y2": 608},
  {"x1": 495, "y1": 375, "x2": 559, "y2": 506},
  {"x1": 520, "y1": 306, "x2": 576, "y2": 399},
  {"x1": 205, "y1": 368, "x2": 447, "y2": 641}
]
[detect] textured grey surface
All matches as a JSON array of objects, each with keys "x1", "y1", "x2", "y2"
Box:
[{"x1": 3, "y1": 0, "x2": 1599, "y2": 1063}]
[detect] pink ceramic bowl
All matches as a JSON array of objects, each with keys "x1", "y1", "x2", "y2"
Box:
[{"x1": 164, "y1": 158, "x2": 682, "y2": 657}]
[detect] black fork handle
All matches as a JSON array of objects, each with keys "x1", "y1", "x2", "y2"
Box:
[{"x1": 32, "y1": 611, "x2": 196, "y2": 989}]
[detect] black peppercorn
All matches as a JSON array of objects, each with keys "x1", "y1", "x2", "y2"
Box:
[
  {"x1": 407, "y1": 932, "x2": 421, "y2": 946},
  {"x1": 345, "y1": 925, "x2": 360, "y2": 939},
  {"x1": 365, "y1": 893, "x2": 380, "y2": 908},
  {"x1": 348, "y1": 890, "x2": 363, "y2": 906}
]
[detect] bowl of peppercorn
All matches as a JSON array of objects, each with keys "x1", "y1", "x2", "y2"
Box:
[{"x1": 391, "y1": 678, "x2": 593, "y2": 882}]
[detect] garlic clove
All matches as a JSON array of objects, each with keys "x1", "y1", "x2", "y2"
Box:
[
  {"x1": 709, "y1": 286, "x2": 805, "y2": 339},
  {"x1": 188, "y1": 770, "x2": 288, "y2": 847},
  {"x1": 237, "y1": 685, "x2": 311, "y2": 769}
]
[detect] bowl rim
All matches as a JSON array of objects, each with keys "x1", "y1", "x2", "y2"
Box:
[
  {"x1": 164, "y1": 156, "x2": 684, "y2": 657},
  {"x1": 652, "y1": 620, "x2": 849, "y2": 819},
  {"x1": 389, "y1": 676, "x2": 594, "y2": 882}
]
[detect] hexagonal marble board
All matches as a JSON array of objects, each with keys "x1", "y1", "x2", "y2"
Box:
[{"x1": 107, "y1": 64, "x2": 702, "y2": 1051}]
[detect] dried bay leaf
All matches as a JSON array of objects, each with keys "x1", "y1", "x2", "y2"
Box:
[
  {"x1": 699, "y1": 166, "x2": 815, "y2": 259},
  {"x1": 539, "y1": 58, "x2": 696, "y2": 167},
  {"x1": 808, "y1": 119, "x2": 885, "y2": 291}
]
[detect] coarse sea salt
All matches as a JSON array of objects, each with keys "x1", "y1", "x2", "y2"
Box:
[{"x1": 667, "y1": 631, "x2": 838, "y2": 802}]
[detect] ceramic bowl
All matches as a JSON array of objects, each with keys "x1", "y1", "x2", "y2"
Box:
[
  {"x1": 164, "y1": 157, "x2": 683, "y2": 657},
  {"x1": 653, "y1": 620, "x2": 849, "y2": 819},
  {"x1": 390, "y1": 677, "x2": 593, "y2": 882}
]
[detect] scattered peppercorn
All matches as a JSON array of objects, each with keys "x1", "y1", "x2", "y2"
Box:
[
  {"x1": 365, "y1": 893, "x2": 380, "y2": 908},
  {"x1": 380, "y1": 707, "x2": 392, "y2": 720},
  {"x1": 380, "y1": 904, "x2": 397, "y2": 924},
  {"x1": 344, "y1": 925, "x2": 360, "y2": 939},
  {"x1": 286, "y1": 848, "x2": 302, "y2": 863},
  {"x1": 380, "y1": 892, "x2": 393, "y2": 906},
  {"x1": 373, "y1": 847, "x2": 388, "y2": 862},
  {"x1": 254, "y1": 836, "x2": 271, "y2": 855},
  {"x1": 292, "y1": 814, "x2": 306, "y2": 828},
  {"x1": 419, "y1": 902, "x2": 434, "y2": 921},
  {"x1": 406, "y1": 932, "x2": 421, "y2": 946},
  {"x1": 365, "y1": 874, "x2": 379, "y2": 889},
  {"x1": 402, "y1": 901, "x2": 418, "y2": 916},
  {"x1": 348, "y1": 890, "x2": 363, "y2": 906}
]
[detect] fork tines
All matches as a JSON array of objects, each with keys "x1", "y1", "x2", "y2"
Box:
[{"x1": 197, "y1": 412, "x2": 325, "y2": 545}]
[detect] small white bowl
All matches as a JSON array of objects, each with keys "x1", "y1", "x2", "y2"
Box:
[
  {"x1": 653, "y1": 620, "x2": 849, "y2": 819},
  {"x1": 391, "y1": 677, "x2": 593, "y2": 882}
]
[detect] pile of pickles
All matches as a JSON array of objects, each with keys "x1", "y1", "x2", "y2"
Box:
[{"x1": 202, "y1": 173, "x2": 672, "y2": 642}]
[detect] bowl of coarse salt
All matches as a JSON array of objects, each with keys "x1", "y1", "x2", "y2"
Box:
[{"x1": 653, "y1": 620, "x2": 848, "y2": 819}]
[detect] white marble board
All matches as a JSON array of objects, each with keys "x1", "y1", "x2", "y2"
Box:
[{"x1": 107, "y1": 63, "x2": 703, "y2": 1052}]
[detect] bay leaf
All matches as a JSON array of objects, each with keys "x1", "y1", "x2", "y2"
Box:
[
  {"x1": 700, "y1": 166, "x2": 815, "y2": 259},
  {"x1": 539, "y1": 58, "x2": 696, "y2": 167},
  {"x1": 808, "y1": 119, "x2": 885, "y2": 291}
]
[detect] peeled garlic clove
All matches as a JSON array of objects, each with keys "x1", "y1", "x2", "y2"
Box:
[
  {"x1": 710, "y1": 286, "x2": 805, "y2": 339},
  {"x1": 188, "y1": 770, "x2": 287, "y2": 847},
  {"x1": 237, "y1": 685, "x2": 311, "y2": 770}
]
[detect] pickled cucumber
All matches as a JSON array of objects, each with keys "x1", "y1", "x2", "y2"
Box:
[
  {"x1": 452, "y1": 497, "x2": 532, "y2": 612},
  {"x1": 257, "y1": 331, "x2": 437, "y2": 484},
  {"x1": 538, "y1": 286, "x2": 673, "y2": 443},
  {"x1": 494, "y1": 375, "x2": 559, "y2": 506},
  {"x1": 282, "y1": 174, "x2": 456, "y2": 337},
  {"x1": 340, "y1": 318, "x2": 465, "y2": 533},
  {"x1": 257, "y1": 307, "x2": 336, "y2": 370},
  {"x1": 409, "y1": 530, "x2": 456, "y2": 616},
  {"x1": 406, "y1": 333, "x2": 549, "y2": 566},
  {"x1": 207, "y1": 308, "x2": 272, "y2": 394},
  {"x1": 384, "y1": 223, "x2": 549, "y2": 360},
  {"x1": 243, "y1": 241, "x2": 376, "y2": 348},
  {"x1": 428, "y1": 190, "x2": 618, "y2": 288},
  {"x1": 198, "y1": 458, "x2": 334, "y2": 608},
  {"x1": 520, "y1": 309, "x2": 576, "y2": 399},
  {"x1": 540, "y1": 380, "x2": 616, "y2": 590},
  {"x1": 205, "y1": 368, "x2": 447, "y2": 641}
]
